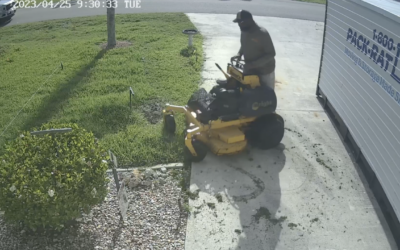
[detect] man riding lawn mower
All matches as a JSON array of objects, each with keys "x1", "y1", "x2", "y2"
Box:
[
  {"x1": 162, "y1": 10, "x2": 283, "y2": 162},
  {"x1": 162, "y1": 57, "x2": 284, "y2": 162}
]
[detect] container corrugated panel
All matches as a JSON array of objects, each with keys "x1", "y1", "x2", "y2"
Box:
[{"x1": 318, "y1": 0, "x2": 400, "y2": 220}]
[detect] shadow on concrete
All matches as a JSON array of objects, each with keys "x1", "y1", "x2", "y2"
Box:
[
  {"x1": 233, "y1": 145, "x2": 285, "y2": 250},
  {"x1": 190, "y1": 143, "x2": 286, "y2": 250}
]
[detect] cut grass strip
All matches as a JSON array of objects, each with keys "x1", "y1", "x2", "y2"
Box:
[{"x1": 0, "y1": 13, "x2": 204, "y2": 167}]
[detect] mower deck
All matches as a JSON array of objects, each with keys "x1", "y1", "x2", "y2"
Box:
[{"x1": 163, "y1": 104, "x2": 256, "y2": 159}]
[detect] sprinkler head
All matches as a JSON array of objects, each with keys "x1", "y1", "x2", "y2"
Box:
[{"x1": 182, "y1": 29, "x2": 198, "y2": 47}]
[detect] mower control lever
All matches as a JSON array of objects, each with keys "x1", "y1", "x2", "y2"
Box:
[{"x1": 230, "y1": 57, "x2": 244, "y2": 69}]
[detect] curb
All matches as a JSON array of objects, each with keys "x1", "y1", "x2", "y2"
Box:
[{"x1": 106, "y1": 163, "x2": 185, "y2": 173}]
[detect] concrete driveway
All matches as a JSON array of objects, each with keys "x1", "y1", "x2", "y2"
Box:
[{"x1": 184, "y1": 13, "x2": 397, "y2": 250}]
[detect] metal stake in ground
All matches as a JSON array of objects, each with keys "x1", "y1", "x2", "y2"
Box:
[
  {"x1": 108, "y1": 150, "x2": 120, "y2": 192},
  {"x1": 30, "y1": 128, "x2": 72, "y2": 136},
  {"x1": 129, "y1": 87, "x2": 135, "y2": 110},
  {"x1": 108, "y1": 150, "x2": 129, "y2": 222},
  {"x1": 117, "y1": 181, "x2": 129, "y2": 222}
]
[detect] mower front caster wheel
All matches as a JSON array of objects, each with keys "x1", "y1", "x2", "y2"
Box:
[
  {"x1": 184, "y1": 139, "x2": 208, "y2": 163},
  {"x1": 164, "y1": 114, "x2": 176, "y2": 134}
]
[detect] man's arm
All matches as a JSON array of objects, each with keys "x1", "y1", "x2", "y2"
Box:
[
  {"x1": 238, "y1": 32, "x2": 244, "y2": 57},
  {"x1": 231, "y1": 45, "x2": 243, "y2": 62},
  {"x1": 246, "y1": 31, "x2": 275, "y2": 68},
  {"x1": 238, "y1": 45, "x2": 243, "y2": 57},
  {"x1": 232, "y1": 46, "x2": 243, "y2": 59}
]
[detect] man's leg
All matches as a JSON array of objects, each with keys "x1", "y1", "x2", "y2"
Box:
[{"x1": 259, "y1": 71, "x2": 275, "y2": 90}]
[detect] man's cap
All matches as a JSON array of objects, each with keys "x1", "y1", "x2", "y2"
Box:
[{"x1": 233, "y1": 10, "x2": 253, "y2": 23}]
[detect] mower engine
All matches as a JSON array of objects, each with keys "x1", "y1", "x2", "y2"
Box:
[{"x1": 188, "y1": 60, "x2": 277, "y2": 124}]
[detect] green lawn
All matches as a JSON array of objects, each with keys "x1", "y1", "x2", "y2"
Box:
[{"x1": 0, "y1": 13, "x2": 204, "y2": 167}]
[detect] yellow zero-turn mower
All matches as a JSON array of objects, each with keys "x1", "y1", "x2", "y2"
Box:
[{"x1": 162, "y1": 58, "x2": 285, "y2": 162}]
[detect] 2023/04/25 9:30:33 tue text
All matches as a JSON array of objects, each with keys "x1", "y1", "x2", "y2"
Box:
[{"x1": 14, "y1": 0, "x2": 141, "y2": 9}]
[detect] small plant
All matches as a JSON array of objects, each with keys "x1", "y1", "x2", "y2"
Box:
[
  {"x1": 183, "y1": 203, "x2": 192, "y2": 213},
  {"x1": 186, "y1": 189, "x2": 199, "y2": 200},
  {"x1": 0, "y1": 122, "x2": 110, "y2": 232},
  {"x1": 180, "y1": 46, "x2": 197, "y2": 57},
  {"x1": 215, "y1": 193, "x2": 223, "y2": 202}
]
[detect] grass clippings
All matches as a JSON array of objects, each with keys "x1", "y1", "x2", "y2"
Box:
[
  {"x1": 252, "y1": 207, "x2": 288, "y2": 226},
  {"x1": 207, "y1": 203, "x2": 216, "y2": 209},
  {"x1": 215, "y1": 193, "x2": 223, "y2": 203},
  {"x1": 311, "y1": 218, "x2": 319, "y2": 223},
  {"x1": 316, "y1": 158, "x2": 333, "y2": 172}
]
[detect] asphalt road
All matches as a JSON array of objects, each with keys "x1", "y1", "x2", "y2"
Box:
[{"x1": 2, "y1": 0, "x2": 325, "y2": 27}]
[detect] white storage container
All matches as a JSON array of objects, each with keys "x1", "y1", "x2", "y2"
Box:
[{"x1": 316, "y1": 0, "x2": 400, "y2": 242}]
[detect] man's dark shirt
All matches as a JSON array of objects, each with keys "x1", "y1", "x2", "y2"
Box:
[{"x1": 238, "y1": 23, "x2": 276, "y2": 75}]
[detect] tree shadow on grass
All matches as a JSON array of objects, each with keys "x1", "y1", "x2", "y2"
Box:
[
  {"x1": 78, "y1": 103, "x2": 133, "y2": 139},
  {"x1": 21, "y1": 48, "x2": 108, "y2": 133},
  {"x1": 180, "y1": 46, "x2": 197, "y2": 57}
]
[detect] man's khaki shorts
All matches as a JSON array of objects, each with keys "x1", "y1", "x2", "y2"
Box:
[{"x1": 259, "y1": 71, "x2": 275, "y2": 90}]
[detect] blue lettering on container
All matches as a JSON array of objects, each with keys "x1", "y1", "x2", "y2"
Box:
[
  {"x1": 342, "y1": 27, "x2": 400, "y2": 107},
  {"x1": 376, "y1": 50, "x2": 385, "y2": 68},
  {"x1": 390, "y1": 43, "x2": 400, "y2": 84},
  {"x1": 396, "y1": 91, "x2": 400, "y2": 104},
  {"x1": 347, "y1": 28, "x2": 353, "y2": 41},
  {"x1": 361, "y1": 38, "x2": 370, "y2": 55},
  {"x1": 385, "y1": 53, "x2": 393, "y2": 72},
  {"x1": 370, "y1": 44, "x2": 378, "y2": 62}
]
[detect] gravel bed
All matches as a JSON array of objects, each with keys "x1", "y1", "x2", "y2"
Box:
[{"x1": 0, "y1": 167, "x2": 191, "y2": 250}]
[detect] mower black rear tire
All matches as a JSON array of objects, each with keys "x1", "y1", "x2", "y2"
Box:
[
  {"x1": 184, "y1": 139, "x2": 208, "y2": 163},
  {"x1": 164, "y1": 114, "x2": 176, "y2": 134},
  {"x1": 247, "y1": 113, "x2": 285, "y2": 150}
]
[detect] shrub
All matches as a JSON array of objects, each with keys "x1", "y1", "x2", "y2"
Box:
[{"x1": 0, "y1": 122, "x2": 110, "y2": 231}]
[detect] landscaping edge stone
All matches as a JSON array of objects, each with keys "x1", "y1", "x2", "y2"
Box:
[{"x1": 106, "y1": 163, "x2": 185, "y2": 173}]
